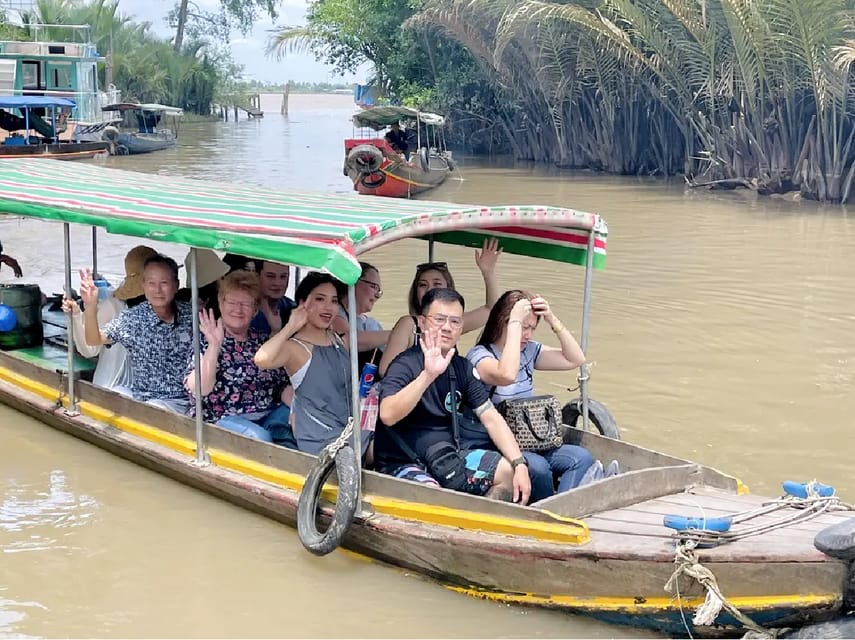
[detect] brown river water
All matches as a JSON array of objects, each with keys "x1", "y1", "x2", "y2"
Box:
[{"x1": 0, "y1": 93, "x2": 853, "y2": 638}]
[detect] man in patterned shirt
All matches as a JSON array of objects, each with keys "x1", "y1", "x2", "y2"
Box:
[{"x1": 80, "y1": 253, "x2": 193, "y2": 412}]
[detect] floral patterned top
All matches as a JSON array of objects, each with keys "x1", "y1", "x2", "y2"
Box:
[{"x1": 186, "y1": 328, "x2": 288, "y2": 423}]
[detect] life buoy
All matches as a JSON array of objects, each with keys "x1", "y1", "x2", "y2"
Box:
[
  {"x1": 297, "y1": 444, "x2": 360, "y2": 556},
  {"x1": 814, "y1": 517, "x2": 855, "y2": 561},
  {"x1": 561, "y1": 398, "x2": 620, "y2": 439},
  {"x1": 346, "y1": 144, "x2": 384, "y2": 173},
  {"x1": 102, "y1": 126, "x2": 120, "y2": 142},
  {"x1": 418, "y1": 146, "x2": 430, "y2": 172},
  {"x1": 359, "y1": 171, "x2": 386, "y2": 189}
]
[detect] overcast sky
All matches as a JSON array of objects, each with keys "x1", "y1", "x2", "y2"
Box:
[{"x1": 114, "y1": 0, "x2": 368, "y2": 84}]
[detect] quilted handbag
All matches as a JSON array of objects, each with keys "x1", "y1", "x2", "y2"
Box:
[{"x1": 498, "y1": 394, "x2": 564, "y2": 452}]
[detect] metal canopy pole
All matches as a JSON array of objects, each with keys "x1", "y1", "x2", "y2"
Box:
[
  {"x1": 347, "y1": 283, "x2": 362, "y2": 503},
  {"x1": 578, "y1": 228, "x2": 596, "y2": 431},
  {"x1": 62, "y1": 223, "x2": 78, "y2": 415},
  {"x1": 91, "y1": 227, "x2": 98, "y2": 277},
  {"x1": 428, "y1": 236, "x2": 435, "y2": 262},
  {"x1": 189, "y1": 248, "x2": 208, "y2": 464}
]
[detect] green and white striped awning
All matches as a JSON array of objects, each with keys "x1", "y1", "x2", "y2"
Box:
[{"x1": 0, "y1": 159, "x2": 607, "y2": 285}]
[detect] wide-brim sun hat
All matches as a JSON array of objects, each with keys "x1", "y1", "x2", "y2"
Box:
[
  {"x1": 184, "y1": 248, "x2": 229, "y2": 288},
  {"x1": 114, "y1": 245, "x2": 158, "y2": 301}
]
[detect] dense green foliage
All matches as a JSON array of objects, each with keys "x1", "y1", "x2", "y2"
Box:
[
  {"x1": 272, "y1": 0, "x2": 855, "y2": 202},
  {"x1": 7, "y1": 0, "x2": 247, "y2": 115}
]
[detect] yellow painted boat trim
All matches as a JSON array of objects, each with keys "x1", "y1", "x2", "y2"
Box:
[
  {"x1": 0, "y1": 364, "x2": 589, "y2": 545},
  {"x1": 381, "y1": 166, "x2": 435, "y2": 188},
  {"x1": 448, "y1": 586, "x2": 839, "y2": 613}
]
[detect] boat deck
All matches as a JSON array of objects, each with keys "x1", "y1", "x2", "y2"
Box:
[{"x1": 584, "y1": 486, "x2": 852, "y2": 562}]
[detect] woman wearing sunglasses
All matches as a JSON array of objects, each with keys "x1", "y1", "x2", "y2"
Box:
[
  {"x1": 378, "y1": 238, "x2": 502, "y2": 376},
  {"x1": 465, "y1": 290, "x2": 614, "y2": 501}
]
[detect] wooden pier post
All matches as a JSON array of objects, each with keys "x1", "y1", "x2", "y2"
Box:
[{"x1": 281, "y1": 81, "x2": 290, "y2": 116}]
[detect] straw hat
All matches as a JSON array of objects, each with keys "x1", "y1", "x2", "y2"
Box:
[
  {"x1": 114, "y1": 245, "x2": 158, "y2": 301},
  {"x1": 184, "y1": 248, "x2": 229, "y2": 288}
]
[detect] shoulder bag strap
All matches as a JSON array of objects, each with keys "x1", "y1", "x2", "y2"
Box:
[
  {"x1": 484, "y1": 344, "x2": 498, "y2": 400},
  {"x1": 384, "y1": 426, "x2": 423, "y2": 466},
  {"x1": 448, "y1": 362, "x2": 460, "y2": 451}
]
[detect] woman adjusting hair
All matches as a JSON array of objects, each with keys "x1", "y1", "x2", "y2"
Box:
[{"x1": 465, "y1": 290, "x2": 617, "y2": 501}]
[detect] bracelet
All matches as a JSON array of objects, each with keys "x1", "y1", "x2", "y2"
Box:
[
  {"x1": 508, "y1": 319, "x2": 522, "y2": 326},
  {"x1": 551, "y1": 322, "x2": 565, "y2": 334}
]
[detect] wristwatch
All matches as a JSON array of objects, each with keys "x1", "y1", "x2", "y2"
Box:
[{"x1": 510, "y1": 456, "x2": 527, "y2": 470}]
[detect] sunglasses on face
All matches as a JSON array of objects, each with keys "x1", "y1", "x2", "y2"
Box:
[{"x1": 416, "y1": 261, "x2": 448, "y2": 273}]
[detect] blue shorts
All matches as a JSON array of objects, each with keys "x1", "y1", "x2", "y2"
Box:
[{"x1": 381, "y1": 448, "x2": 502, "y2": 496}]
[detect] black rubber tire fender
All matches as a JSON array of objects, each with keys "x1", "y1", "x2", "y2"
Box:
[
  {"x1": 359, "y1": 170, "x2": 386, "y2": 189},
  {"x1": 561, "y1": 397, "x2": 620, "y2": 440},
  {"x1": 297, "y1": 444, "x2": 360, "y2": 556},
  {"x1": 347, "y1": 144, "x2": 384, "y2": 173},
  {"x1": 418, "y1": 146, "x2": 430, "y2": 172}
]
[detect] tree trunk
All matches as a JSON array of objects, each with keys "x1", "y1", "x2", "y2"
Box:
[{"x1": 174, "y1": 0, "x2": 189, "y2": 52}]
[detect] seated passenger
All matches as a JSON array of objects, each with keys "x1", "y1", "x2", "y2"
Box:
[
  {"x1": 466, "y1": 290, "x2": 607, "y2": 501},
  {"x1": 375, "y1": 288, "x2": 531, "y2": 504},
  {"x1": 79, "y1": 254, "x2": 193, "y2": 413},
  {"x1": 378, "y1": 238, "x2": 502, "y2": 376},
  {"x1": 176, "y1": 248, "x2": 229, "y2": 311},
  {"x1": 185, "y1": 270, "x2": 291, "y2": 444},
  {"x1": 62, "y1": 245, "x2": 156, "y2": 390},
  {"x1": 384, "y1": 122, "x2": 408, "y2": 160},
  {"x1": 255, "y1": 272, "x2": 365, "y2": 456},
  {"x1": 331, "y1": 261, "x2": 389, "y2": 364},
  {"x1": 251, "y1": 260, "x2": 295, "y2": 335}
]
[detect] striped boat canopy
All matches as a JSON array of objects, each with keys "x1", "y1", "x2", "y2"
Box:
[{"x1": 0, "y1": 159, "x2": 607, "y2": 285}]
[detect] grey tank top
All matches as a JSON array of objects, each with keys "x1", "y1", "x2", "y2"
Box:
[{"x1": 290, "y1": 334, "x2": 353, "y2": 455}]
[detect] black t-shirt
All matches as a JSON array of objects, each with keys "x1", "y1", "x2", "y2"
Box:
[{"x1": 374, "y1": 346, "x2": 492, "y2": 467}]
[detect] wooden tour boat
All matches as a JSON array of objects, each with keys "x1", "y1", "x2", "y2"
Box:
[
  {"x1": 344, "y1": 106, "x2": 453, "y2": 198},
  {"x1": 0, "y1": 159, "x2": 852, "y2": 638}
]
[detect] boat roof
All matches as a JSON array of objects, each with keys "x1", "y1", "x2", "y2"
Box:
[
  {"x1": 352, "y1": 106, "x2": 445, "y2": 130},
  {"x1": 0, "y1": 96, "x2": 76, "y2": 108},
  {"x1": 0, "y1": 159, "x2": 607, "y2": 285},
  {"x1": 103, "y1": 102, "x2": 183, "y2": 116}
]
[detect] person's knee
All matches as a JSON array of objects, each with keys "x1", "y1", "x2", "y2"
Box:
[{"x1": 493, "y1": 458, "x2": 514, "y2": 488}]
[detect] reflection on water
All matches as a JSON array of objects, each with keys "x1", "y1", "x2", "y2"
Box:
[{"x1": 0, "y1": 92, "x2": 852, "y2": 638}]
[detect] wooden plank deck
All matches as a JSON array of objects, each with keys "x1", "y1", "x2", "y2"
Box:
[{"x1": 583, "y1": 486, "x2": 854, "y2": 562}]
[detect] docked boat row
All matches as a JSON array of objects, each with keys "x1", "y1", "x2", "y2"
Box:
[
  {"x1": 0, "y1": 159, "x2": 852, "y2": 638},
  {"x1": 0, "y1": 26, "x2": 180, "y2": 159}
]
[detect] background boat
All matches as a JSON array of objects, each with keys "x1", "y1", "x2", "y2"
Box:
[{"x1": 101, "y1": 102, "x2": 182, "y2": 155}]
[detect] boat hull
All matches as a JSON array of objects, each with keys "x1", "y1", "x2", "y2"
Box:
[
  {"x1": 0, "y1": 141, "x2": 110, "y2": 160},
  {"x1": 0, "y1": 344, "x2": 850, "y2": 638},
  {"x1": 347, "y1": 158, "x2": 449, "y2": 197},
  {"x1": 117, "y1": 132, "x2": 176, "y2": 155}
]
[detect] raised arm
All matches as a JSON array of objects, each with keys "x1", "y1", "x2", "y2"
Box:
[
  {"x1": 0, "y1": 253, "x2": 22, "y2": 278},
  {"x1": 185, "y1": 309, "x2": 224, "y2": 398},
  {"x1": 61, "y1": 298, "x2": 101, "y2": 358},
  {"x1": 462, "y1": 238, "x2": 502, "y2": 333},
  {"x1": 473, "y1": 298, "x2": 530, "y2": 386},
  {"x1": 379, "y1": 329, "x2": 452, "y2": 426},
  {"x1": 254, "y1": 304, "x2": 307, "y2": 370},
  {"x1": 78, "y1": 268, "x2": 110, "y2": 346},
  {"x1": 379, "y1": 315, "x2": 415, "y2": 376},
  {"x1": 532, "y1": 296, "x2": 586, "y2": 370}
]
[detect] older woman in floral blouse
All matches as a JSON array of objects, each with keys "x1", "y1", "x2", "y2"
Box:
[{"x1": 185, "y1": 270, "x2": 291, "y2": 444}]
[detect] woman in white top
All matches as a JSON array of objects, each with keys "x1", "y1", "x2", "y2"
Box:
[{"x1": 466, "y1": 290, "x2": 608, "y2": 501}]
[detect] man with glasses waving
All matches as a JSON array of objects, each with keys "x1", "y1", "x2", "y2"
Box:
[{"x1": 375, "y1": 288, "x2": 531, "y2": 504}]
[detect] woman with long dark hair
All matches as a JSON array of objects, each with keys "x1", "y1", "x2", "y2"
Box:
[
  {"x1": 378, "y1": 238, "x2": 502, "y2": 376},
  {"x1": 465, "y1": 290, "x2": 614, "y2": 500}
]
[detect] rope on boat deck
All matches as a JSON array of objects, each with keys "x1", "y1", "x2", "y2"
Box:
[
  {"x1": 666, "y1": 539, "x2": 776, "y2": 638},
  {"x1": 675, "y1": 493, "x2": 854, "y2": 547},
  {"x1": 665, "y1": 487, "x2": 855, "y2": 638}
]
